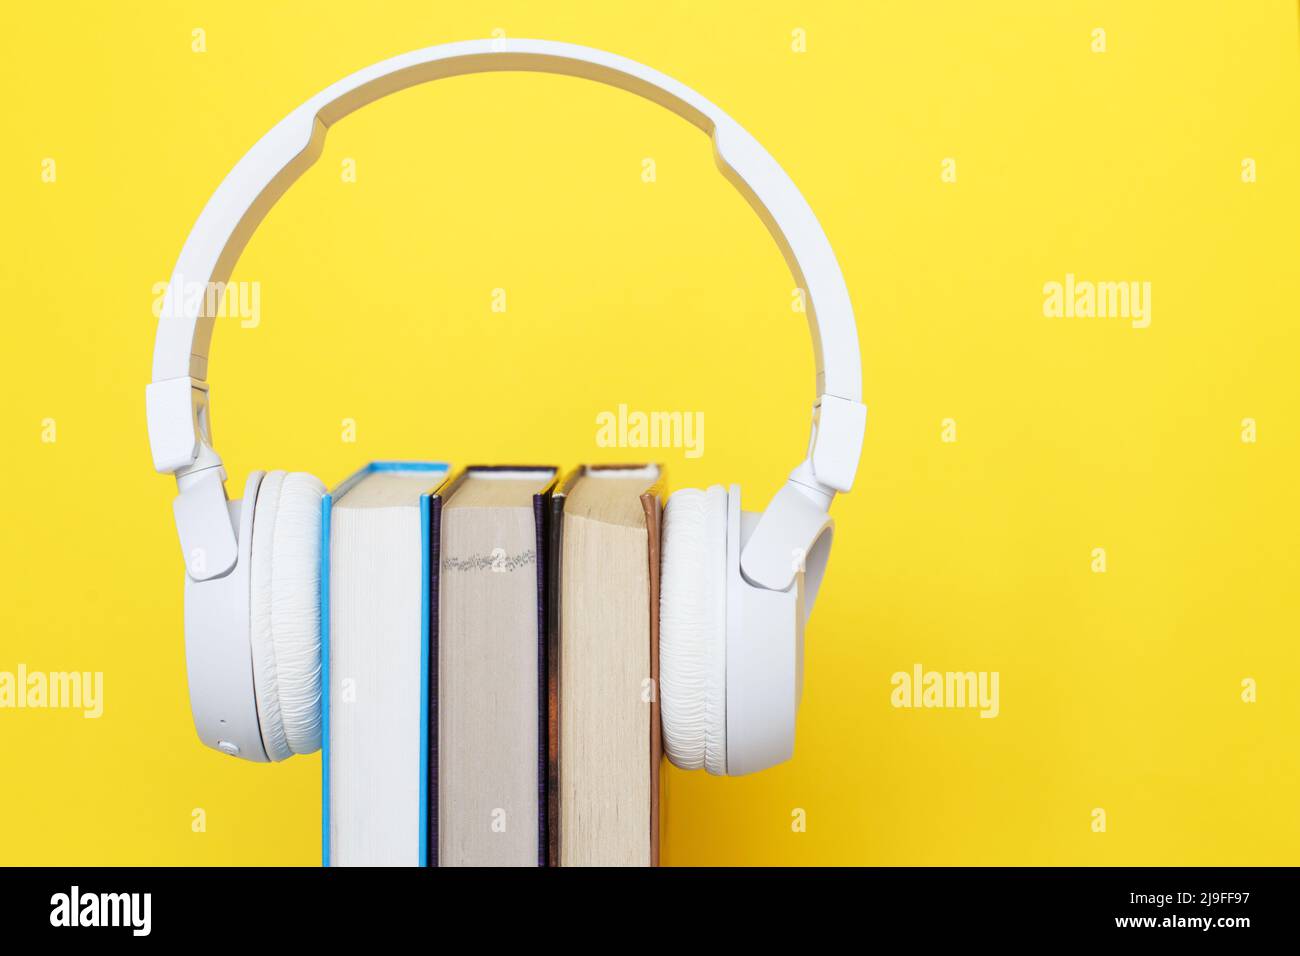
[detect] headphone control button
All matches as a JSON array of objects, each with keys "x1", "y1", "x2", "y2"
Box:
[{"x1": 216, "y1": 740, "x2": 240, "y2": 756}]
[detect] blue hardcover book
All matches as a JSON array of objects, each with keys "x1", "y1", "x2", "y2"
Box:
[{"x1": 322, "y1": 461, "x2": 448, "y2": 867}]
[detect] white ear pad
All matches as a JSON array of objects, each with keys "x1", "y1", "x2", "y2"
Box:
[
  {"x1": 249, "y1": 470, "x2": 326, "y2": 761},
  {"x1": 659, "y1": 485, "x2": 729, "y2": 775}
]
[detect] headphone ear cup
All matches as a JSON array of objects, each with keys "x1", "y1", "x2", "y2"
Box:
[
  {"x1": 249, "y1": 470, "x2": 326, "y2": 761},
  {"x1": 659, "y1": 485, "x2": 729, "y2": 775}
]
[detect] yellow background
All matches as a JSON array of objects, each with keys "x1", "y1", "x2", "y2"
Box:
[{"x1": 1, "y1": 2, "x2": 1297, "y2": 865}]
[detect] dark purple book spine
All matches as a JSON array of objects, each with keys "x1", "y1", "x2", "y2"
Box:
[
  {"x1": 427, "y1": 494, "x2": 443, "y2": 868},
  {"x1": 532, "y1": 492, "x2": 549, "y2": 867}
]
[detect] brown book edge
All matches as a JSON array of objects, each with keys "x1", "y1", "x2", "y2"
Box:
[{"x1": 639, "y1": 469, "x2": 665, "y2": 868}]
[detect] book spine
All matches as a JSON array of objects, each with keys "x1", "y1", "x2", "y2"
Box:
[
  {"x1": 531, "y1": 492, "x2": 550, "y2": 868},
  {"x1": 419, "y1": 494, "x2": 431, "y2": 867},
  {"x1": 427, "y1": 493, "x2": 444, "y2": 868},
  {"x1": 545, "y1": 493, "x2": 566, "y2": 866},
  {"x1": 320, "y1": 491, "x2": 333, "y2": 868},
  {"x1": 640, "y1": 485, "x2": 664, "y2": 868}
]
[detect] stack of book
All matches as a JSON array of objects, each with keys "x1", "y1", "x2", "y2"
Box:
[{"x1": 323, "y1": 462, "x2": 663, "y2": 867}]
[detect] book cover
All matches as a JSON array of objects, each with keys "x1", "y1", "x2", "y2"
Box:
[
  {"x1": 428, "y1": 466, "x2": 558, "y2": 867},
  {"x1": 322, "y1": 461, "x2": 449, "y2": 868},
  {"x1": 548, "y1": 464, "x2": 665, "y2": 866}
]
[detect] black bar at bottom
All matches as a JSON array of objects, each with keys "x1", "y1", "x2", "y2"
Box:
[{"x1": 0, "y1": 866, "x2": 1290, "y2": 940}]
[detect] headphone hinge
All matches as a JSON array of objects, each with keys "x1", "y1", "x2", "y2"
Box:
[
  {"x1": 150, "y1": 378, "x2": 237, "y2": 581},
  {"x1": 808, "y1": 394, "x2": 867, "y2": 493}
]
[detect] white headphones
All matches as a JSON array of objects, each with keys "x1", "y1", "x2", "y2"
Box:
[{"x1": 147, "y1": 39, "x2": 866, "y2": 775}]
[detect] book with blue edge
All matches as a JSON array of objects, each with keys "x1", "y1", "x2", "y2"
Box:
[{"x1": 322, "y1": 461, "x2": 447, "y2": 867}]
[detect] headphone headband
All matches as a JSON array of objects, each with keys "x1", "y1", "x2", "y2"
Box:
[{"x1": 147, "y1": 39, "x2": 867, "y2": 591}]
